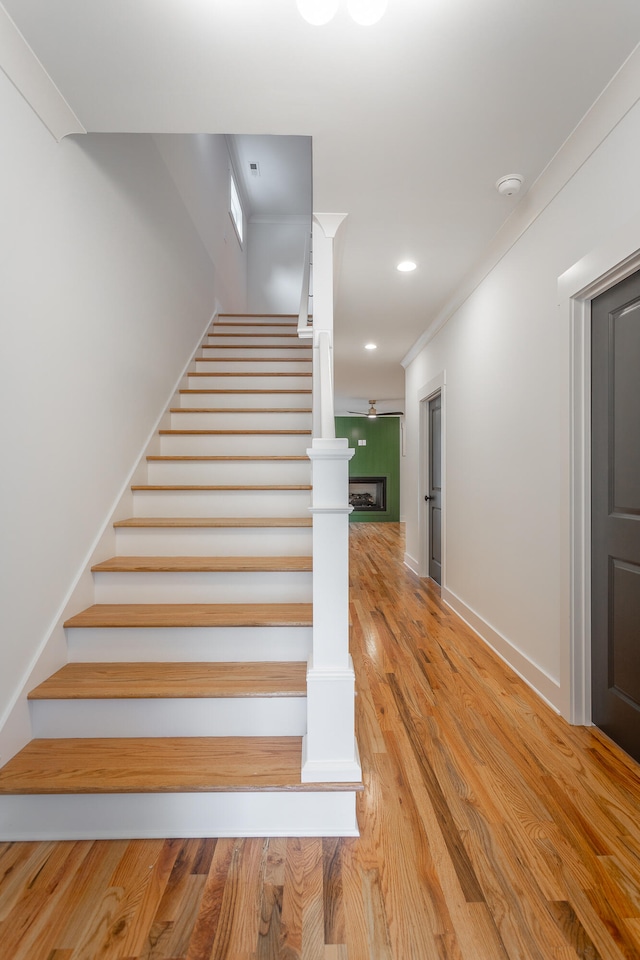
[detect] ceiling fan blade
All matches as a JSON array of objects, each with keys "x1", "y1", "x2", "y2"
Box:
[{"x1": 378, "y1": 411, "x2": 404, "y2": 416}]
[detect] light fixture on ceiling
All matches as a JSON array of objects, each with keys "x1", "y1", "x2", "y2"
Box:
[
  {"x1": 347, "y1": 400, "x2": 404, "y2": 418},
  {"x1": 397, "y1": 260, "x2": 417, "y2": 272},
  {"x1": 496, "y1": 174, "x2": 524, "y2": 197},
  {"x1": 297, "y1": 0, "x2": 387, "y2": 25},
  {"x1": 347, "y1": 0, "x2": 388, "y2": 25},
  {"x1": 296, "y1": 0, "x2": 340, "y2": 25},
  {"x1": 365, "y1": 342, "x2": 377, "y2": 350}
]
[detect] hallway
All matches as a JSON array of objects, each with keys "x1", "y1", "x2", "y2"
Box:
[{"x1": 1, "y1": 523, "x2": 639, "y2": 958}]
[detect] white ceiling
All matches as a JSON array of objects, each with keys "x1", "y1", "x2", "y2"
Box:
[{"x1": 5, "y1": 0, "x2": 640, "y2": 412}]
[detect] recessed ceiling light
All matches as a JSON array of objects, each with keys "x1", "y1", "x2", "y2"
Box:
[
  {"x1": 348, "y1": 0, "x2": 388, "y2": 25},
  {"x1": 365, "y1": 343, "x2": 377, "y2": 350},
  {"x1": 397, "y1": 261, "x2": 417, "y2": 272},
  {"x1": 296, "y1": 0, "x2": 339, "y2": 25}
]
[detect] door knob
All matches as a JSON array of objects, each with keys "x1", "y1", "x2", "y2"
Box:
[{"x1": 424, "y1": 495, "x2": 433, "y2": 501}]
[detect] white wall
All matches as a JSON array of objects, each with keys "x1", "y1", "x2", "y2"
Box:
[
  {"x1": 0, "y1": 74, "x2": 247, "y2": 757},
  {"x1": 153, "y1": 135, "x2": 248, "y2": 314},
  {"x1": 403, "y1": 92, "x2": 640, "y2": 712},
  {"x1": 248, "y1": 218, "x2": 309, "y2": 314}
]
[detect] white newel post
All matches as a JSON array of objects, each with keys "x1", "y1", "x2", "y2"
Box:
[{"x1": 301, "y1": 213, "x2": 361, "y2": 783}]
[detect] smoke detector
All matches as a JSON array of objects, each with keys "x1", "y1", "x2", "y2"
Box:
[{"x1": 496, "y1": 174, "x2": 523, "y2": 197}]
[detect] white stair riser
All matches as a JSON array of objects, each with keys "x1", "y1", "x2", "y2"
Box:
[
  {"x1": 114, "y1": 526, "x2": 313, "y2": 557},
  {"x1": 146, "y1": 459, "x2": 310, "y2": 485},
  {"x1": 200, "y1": 348, "x2": 311, "y2": 360},
  {"x1": 93, "y1": 570, "x2": 312, "y2": 604},
  {"x1": 170, "y1": 410, "x2": 312, "y2": 430},
  {"x1": 30, "y1": 697, "x2": 307, "y2": 739},
  {"x1": 160, "y1": 434, "x2": 311, "y2": 456},
  {"x1": 179, "y1": 392, "x2": 312, "y2": 410},
  {"x1": 214, "y1": 323, "x2": 298, "y2": 334},
  {"x1": 0, "y1": 791, "x2": 359, "y2": 840},
  {"x1": 205, "y1": 335, "x2": 301, "y2": 347},
  {"x1": 67, "y1": 626, "x2": 313, "y2": 662},
  {"x1": 188, "y1": 375, "x2": 311, "y2": 390},
  {"x1": 194, "y1": 359, "x2": 311, "y2": 374},
  {"x1": 132, "y1": 489, "x2": 311, "y2": 518}
]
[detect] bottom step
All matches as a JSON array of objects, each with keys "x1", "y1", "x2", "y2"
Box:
[
  {"x1": 0, "y1": 737, "x2": 362, "y2": 839},
  {"x1": 0, "y1": 791, "x2": 359, "y2": 839}
]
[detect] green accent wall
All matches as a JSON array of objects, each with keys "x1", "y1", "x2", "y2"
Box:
[{"x1": 335, "y1": 417, "x2": 400, "y2": 522}]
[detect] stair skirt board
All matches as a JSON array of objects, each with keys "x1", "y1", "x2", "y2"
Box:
[
  {"x1": 0, "y1": 791, "x2": 359, "y2": 840},
  {"x1": 66, "y1": 626, "x2": 313, "y2": 662},
  {"x1": 30, "y1": 697, "x2": 308, "y2": 738},
  {"x1": 113, "y1": 526, "x2": 313, "y2": 557}
]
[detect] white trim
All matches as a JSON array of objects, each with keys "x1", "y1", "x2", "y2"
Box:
[
  {"x1": 558, "y1": 215, "x2": 640, "y2": 723},
  {"x1": 313, "y1": 213, "x2": 347, "y2": 240},
  {"x1": 402, "y1": 43, "x2": 640, "y2": 369},
  {"x1": 403, "y1": 552, "x2": 420, "y2": 576},
  {"x1": 417, "y1": 373, "x2": 446, "y2": 580},
  {"x1": 0, "y1": 3, "x2": 85, "y2": 140},
  {"x1": 442, "y1": 587, "x2": 561, "y2": 712}
]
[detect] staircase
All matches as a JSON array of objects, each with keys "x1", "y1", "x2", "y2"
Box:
[{"x1": 0, "y1": 314, "x2": 361, "y2": 839}]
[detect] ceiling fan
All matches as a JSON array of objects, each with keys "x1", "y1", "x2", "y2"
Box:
[{"x1": 348, "y1": 400, "x2": 404, "y2": 419}]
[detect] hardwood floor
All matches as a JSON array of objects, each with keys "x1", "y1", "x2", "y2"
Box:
[{"x1": 2, "y1": 522, "x2": 640, "y2": 959}]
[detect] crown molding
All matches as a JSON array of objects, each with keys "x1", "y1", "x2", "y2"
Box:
[{"x1": 0, "y1": 2, "x2": 85, "y2": 141}]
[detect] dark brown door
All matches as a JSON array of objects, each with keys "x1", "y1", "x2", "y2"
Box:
[
  {"x1": 427, "y1": 393, "x2": 442, "y2": 585},
  {"x1": 591, "y1": 270, "x2": 640, "y2": 762}
]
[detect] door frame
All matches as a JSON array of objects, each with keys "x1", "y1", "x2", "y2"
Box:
[
  {"x1": 418, "y1": 372, "x2": 446, "y2": 582},
  {"x1": 559, "y1": 217, "x2": 640, "y2": 724}
]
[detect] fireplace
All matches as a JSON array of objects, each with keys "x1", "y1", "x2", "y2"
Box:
[{"x1": 349, "y1": 476, "x2": 387, "y2": 512}]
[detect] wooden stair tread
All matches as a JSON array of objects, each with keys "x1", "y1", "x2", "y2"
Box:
[
  {"x1": 29, "y1": 662, "x2": 307, "y2": 700},
  {"x1": 188, "y1": 372, "x2": 311, "y2": 378},
  {"x1": 131, "y1": 484, "x2": 311, "y2": 491},
  {"x1": 91, "y1": 556, "x2": 312, "y2": 573},
  {"x1": 114, "y1": 517, "x2": 312, "y2": 528},
  {"x1": 208, "y1": 332, "x2": 299, "y2": 338},
  {"x1": 179, "y1": 389, "x2": 312, "y2": 394},
  {"x1": 196, "y1": 357, "x2": 311, "y2": 362},
  {"x1": 158, "y1": 429, "x2": 312, "y2": 436},
  {"x1": 146, "y1": 455, "x2": 309, "y2": 462},
  {"x1": 170, "y1": 407, "x2": 312, "y2": 414},
  {"x1": 201, "y1": 344, "x2": 311, "y2": 350},
  {"x1": 218, "y1": 313, "x2": 298, "y2": 318},
  {"x1": 64, "y1": 603, "x2": 313, "y2": 628},
  {"x1": 0, "y1": 737, "x2": 360, "y2": 794}
]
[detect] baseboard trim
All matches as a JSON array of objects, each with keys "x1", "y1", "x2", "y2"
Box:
[
  {"x1": 403, "y1": 552, "x2": 420, "y2": 575},
  {"x1": 441, "y1": 586, "x2": 561, "y2": 713}
]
